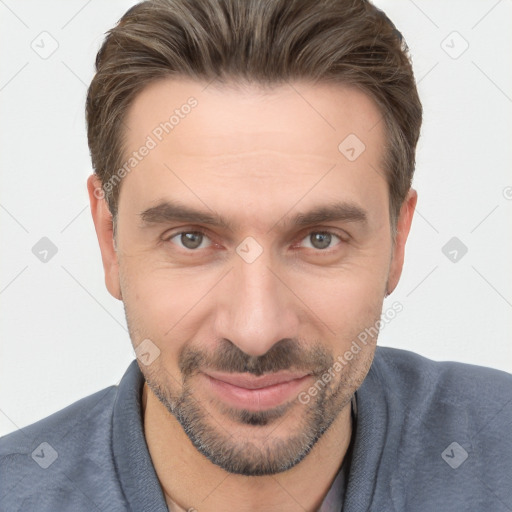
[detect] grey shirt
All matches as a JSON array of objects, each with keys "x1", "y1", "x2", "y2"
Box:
[{"x1": 1, "y1": 346, "x2": 511, "y2": 511}]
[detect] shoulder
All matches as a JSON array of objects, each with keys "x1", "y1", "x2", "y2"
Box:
[
  {"x1": 373, "y1": 345, "x2": 512, "y2": 407},
  {"x1": 0, "y1": 385, "x2": 118, "y2": 457},
  {"x1": 0, "y1": 385, "x2": 125, "y2": 511},
  {"x1": 371, "y1": 345, "x2": 512, "y2": 439},
  {"x1": 368, "y1": 346, "x2": 512, "y2": 510}
]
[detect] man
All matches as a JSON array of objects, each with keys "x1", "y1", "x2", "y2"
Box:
[{"x1": 1, "y1": 0, "x2": 511, "y2": 510}]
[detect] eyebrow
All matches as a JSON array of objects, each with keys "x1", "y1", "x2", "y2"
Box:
[
  {"x1": 140, "y1": 201, "x2": 234, "y2": 230},
  {"x1": 139, "y1": 200, "x2": 368, "y2": 231}
]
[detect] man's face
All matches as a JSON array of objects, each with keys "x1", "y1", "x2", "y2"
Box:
[{"x1": 99, "y1": 79, "x2": 409, "y2": 476}]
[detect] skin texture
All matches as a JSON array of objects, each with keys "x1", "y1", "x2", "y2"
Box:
[{"x1": 88, "y1": 79, "x2": 416, "y2": 512}]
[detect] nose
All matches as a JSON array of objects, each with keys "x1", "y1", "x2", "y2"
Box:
[{"x1": 213, "y1": 251, "x2": 299, "y2": 357}]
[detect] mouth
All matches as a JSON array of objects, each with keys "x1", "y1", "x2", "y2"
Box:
[{"x1": 201, "y1": 370, "x2": 312, "y2": 411}]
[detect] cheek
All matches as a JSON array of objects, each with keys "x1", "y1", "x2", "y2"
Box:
[
  {"x1": 120, "y1": 259, "x2": 217, "y2": 345},
  {"x1": 120, "y1": 266, "x2": 192, "y2": 381},
  {"x1": 119, "y1": 258, "x2": 173, "y2": 341},
  {"x1": 292, "y1": 260, "x2": 387, "y2": 346}
]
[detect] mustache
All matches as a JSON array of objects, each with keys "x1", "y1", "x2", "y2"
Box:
[{"x1": 179, "y1": 338, "x2": 333, "y2": 377}]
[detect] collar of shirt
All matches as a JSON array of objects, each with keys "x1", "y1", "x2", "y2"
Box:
[{"x1": 317, "y1": 393, "x2": 357, "y2": 512}]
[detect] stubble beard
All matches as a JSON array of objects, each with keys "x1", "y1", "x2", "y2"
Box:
[{"x1": 139, "y1": 338, "x2": 374, "y2": 476}]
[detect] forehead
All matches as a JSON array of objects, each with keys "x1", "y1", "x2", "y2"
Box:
[
  {"x1": 119, "y1": 78, "x2": 387, "y2": 229},
  {"x1": 123, "y1": 78, "x2": 384, "y2": 160}
]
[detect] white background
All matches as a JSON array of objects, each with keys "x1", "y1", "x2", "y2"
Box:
[{"x1": 0, "y1": 0, "x2": 511, "y2": 436}]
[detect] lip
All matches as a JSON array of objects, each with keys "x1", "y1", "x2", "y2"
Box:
[{"x1": 201, "y1": 370, "x2": 311, "y2": 411}]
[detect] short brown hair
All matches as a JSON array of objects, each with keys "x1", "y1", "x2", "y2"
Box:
[{"x1": 86, "y1": 0, "x2": 422, "y2": 231}]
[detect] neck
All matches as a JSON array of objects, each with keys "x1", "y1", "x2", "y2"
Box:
[{"x1": 142, "y1": 382, "x2": 353, "y2": 512}]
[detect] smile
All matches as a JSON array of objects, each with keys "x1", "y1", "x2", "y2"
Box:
[{"x1": 201, "y1": 371, "x2": 312, "y2": 411}]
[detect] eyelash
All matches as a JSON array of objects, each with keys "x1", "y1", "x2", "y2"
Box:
[{"x1": 163, "y1": 229, "x2": 346, "y2": 253}]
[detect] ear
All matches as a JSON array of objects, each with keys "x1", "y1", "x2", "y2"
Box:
[
  {"x1": 386, "y1": 188, "x2": 417, "y2": 295},
  {"x1": 87, "y1": 175, "x2": 122, "y2": 300}
]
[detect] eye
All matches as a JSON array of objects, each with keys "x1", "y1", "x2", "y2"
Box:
[
  {"x1": 299, "y1": 231, "x2": 343, "y2": 250},
  {"x1": 167, "y1": 231, "x2": 212, "y2": 250}
]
